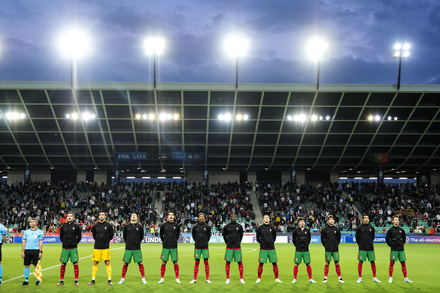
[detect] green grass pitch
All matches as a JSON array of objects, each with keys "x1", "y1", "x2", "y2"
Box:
[{"x1": 1, "y1": 243, "x2": 438, "y2": 292}]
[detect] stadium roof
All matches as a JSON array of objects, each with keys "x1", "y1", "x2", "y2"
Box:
[{"x1": 1, "y1": 82, "x2": 439, "y2": 175}]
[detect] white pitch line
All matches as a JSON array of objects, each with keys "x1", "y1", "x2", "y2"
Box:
[{"x1": 2, "y1": 247, "x2": 124, "y2": 283}]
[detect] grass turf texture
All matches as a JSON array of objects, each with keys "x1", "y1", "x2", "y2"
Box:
[{"x1": 1, "y1": 243, "x2": 438, "y2": 292}]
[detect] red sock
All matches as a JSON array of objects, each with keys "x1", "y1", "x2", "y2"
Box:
[
  {"x1": 122, "y1": 264, "x2": 128, "y2": 279},
  {"x1": 194, "y1": 260, "x2": 200, "y2": 280},
  {"x1": 174, "y1": 264, "x2": 179, "y2": 279},
  {"x1": 273, "y1": 263, "x2": 279, "y2": 279},
  {"x1": 225, "y1": 262, "x2": 230, "y2": 279},
  {"x1": 401, "y1": 261, "x2": 407, "y2": 278},
  {"x1": 238, "y1": 262, "x2": 244, "y2": 279},
  {"x1": 74, "y1": 264, "x2": 79, "y2": 280},
  {"x1": 294, "y1": 266, "x2": 298, "y2": 279},
  {"x1": 324, "y1": 264, "x2": 329, "y2": 278},
  {"x1": 139, "y1": 264, "x2": 145, "y2": 279},
  {"x1": 204, "y1": 259, "x2": 209, "y2": 280},
  {"x1": 335, "y1": 264, "x2": 341, "y2": 278},
  {"x1": 358, "y1": 263, "x2": 363, "y2": 278},
  {"x1": 389, "y1": 261, "x2": 395, "y2": 278},
  {"x1": 161, "y1": 264, "x2": 166, "y2": 278},
  {"x1": 307, "y1": 265, "x2": 312, "y2": 279},
  {"x1": 60, "y1": 265, "x2": 66, "y2": 281},
  {"x1": 371, "y1": 263, "x2": 376, "y2": 278},
  {"x1": 258, "y1": 263, "x2": 263, "y2": 279}
]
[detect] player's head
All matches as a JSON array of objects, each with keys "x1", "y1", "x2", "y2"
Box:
[
  {"x1": 392, "y1": 215, "x2": 399, "y2": 226},
  {"x1": 168, "y1": 211, "x2": 175, "y2": 223},
  {"x1": 67, "y1": 212, "x2": 75, "y2": 223},
  {"x1": 98, "y1": 212, "x2": 106, "y2": 222},
  {"x1": 29, "y1": 218, "x2": 37, "y2": 228},
  {"x1": 263, "y1": 214, "x2": 270, "y2": 225},
  {"x1": 298, "y1": 216, "x2": 305, "y2": 228},
  {"x1": 130, "y1": 213, "x2": 138, "y2": 223},
  {"x1": 230, "y1": 214, "x2": 237, "y2": 223},
  {"x1": 198, "y1": 213, "x2": 205, "y2": 224},
  {"x1": 327, "y1": 215, "x2": 335, "y2": 226},
  {"x1": 362, "y1": 214, "x2": 369, "y2": 225}
]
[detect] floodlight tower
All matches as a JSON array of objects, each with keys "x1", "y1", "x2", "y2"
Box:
[
  {"x1": 308, "y1": 39, "x2": 328, "y2": 89},
  {"x1": 225, "y1": 37, "x2": 248, "y2": 88},
  {"x1": 60, "y1": 31, "x2": 90, "y2": 87},
  {"x1": 144, "y1": 38, "x2": 165, "y2": 88},
  {"x1": 393, "y1": 43, "x2": 410, "y2": 90}
]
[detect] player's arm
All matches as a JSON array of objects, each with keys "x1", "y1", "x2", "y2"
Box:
[
  {"x1": 140, "y1": 224, "x2": 144, "y2": 241},
  {"x1": 291, "y1": 230, "x2": 296, "y2": 246},
  {"x1": 92, "y1": 225, "x2": 96, "y2": 240},
  {"x1": 239, "y1": 224, "x2": 244, "y2": 242},
  {"x1": 76, "y1": 225, "x2": 82, "y2": 244},
  {"x1": 191, "y1": 225, "x2": 196, "y2": 241},
  {"x1": 402, "y1": 229, "x2": 406, "y2": 244},
  {"x1": 256, "y1": 226, "x2": 261, "y2": 243},
  {"x1": 320, "y1": 228, "x2": 325, "y2": 247},
  {"x1": 207, "y1": 226, "x2": 212, "y2": 242},
  {"x1": 159, "y1": 224, "x2": 164, "y2": 242},
  {"x1": 308, "y1": 229, "x2": 311, "y2": 244},
  {"x1": 222, "y1": 225, "x2": 227, "y2": 242},
  {"x1": 385, "y1": 229, "x2": 391, "y2": 246},
  {"x1": 272, "y1": 225, "x2": 277, "y2": 242},
  {"x1": 123, "y1": 226, "x2": 127, "y2": 243},
  {"x1": 371, "y1": 225, "x2": 375, "y2": 241},
  {"x1": 355, "y1": 227, "x2": 359, "y2": 246},
  {"x1": 59, "y1": 224, "x2": 64, "y2": 243},
  {"x1": 337, "y1": 228, "x2": 341, "y2": 244},
  {"x1": 109, "y1": 224, "x2": 114, "y2": 241},
  {"x1": 21, "y1": 239, "x2": 26, "y2": 258}
]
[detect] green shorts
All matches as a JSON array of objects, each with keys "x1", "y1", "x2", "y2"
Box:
[
  {"x1": 60, "y1": 248, "x2": 79, "y2": 264},
  {"x1": 259, "y1": 250, "x2": 277, "y2": 264},
  {"x1": 325, "y1": 251, "x2": 339, "y2": 262},
  {"x1": 390, "y1": 250, "x2": 406, "y2": 262},
  {"x1": 224, "y1": 248, "x2": 242, "y2": 263},
  {"x1": 161, "y1": 248, "x2": 178, "y2": 262},
  {"x1": 358, "y1": 250, "x2": 375, "y2": 262},
  {"x1": 123, "y1": 249, "x2": 143, "y2": 263},
  {"x1": 294, "y1": 251, "x2": 311, "y2": 264},
  {"x1": 194, "y1": 249, "x2": 209, "y2": 260}
]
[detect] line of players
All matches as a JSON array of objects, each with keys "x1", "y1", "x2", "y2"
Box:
[{"x1": 0, "y1": 211, "x2": 413, "y2": 286}]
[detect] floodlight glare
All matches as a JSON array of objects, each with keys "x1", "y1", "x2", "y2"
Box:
[
  {"x1": 19, "y1": 113, "x2": 26, "y2": 119},
  {"x1": 167, "y1": 114, "x2": 172, "y2": 120},
  {"x1": 387, "y1": 116, "x2": 392, "y2": 121},
  {"x1": 319, "y1": 116, "x2": 323, "y2": 120},
  {"x1": 225, "y1": 36, "x2": 248, "y2": 57},
  {"x1": 293, "y1": 115, "x2": 299, "y2": 121},
  {"x1": 66, "y1": 114, "x2": 70, "y2": 119},
  {"x1": 149, "y1": 114, "x2": 155, "y2": 120},
  {"x1": 142, "y1": 114, "x2": 147, "y2": 119},
  {"x1": 60, "y1": 30, "x2": 90, "y2": 58},
  {"x1": 144, "y1": 37, "x2": 165, "y2": 55},
  {"x1": 173, "y1": 114, "x2": 179, "y2": 120},
  {"x1": 159, "y1": 113, "x2": 167, "y2": 121},
  {"x1": 375, "y1": 115, "x2": 381, "y2": 121},
  {"x1": 91, "y1": 114, "x2": 96, "y2": 119},
  {"x1": 403, "y1": 44, "x2": 410, "y2": 50},
  {"x1": 311, "y1": 115, "x2": 317, "y2": 121},
  {"x1": 403, "y1": 52, "x2": 410, "y2": 57},
  {"x1": 224, "y1": 114, "x2": 231, "y2": 121},
  {"x1": 135, "y1": 114, "x2": 141, "y2": 119},
  {"x1": 394, "y1": 43, "x2": 402, "y2": 50},
  {"x1": 299, "y1": 114, "x2": 306, "y2": 122},
  {"x1": 309, "y1": 38, "x2": 328, "y2": 59},
  {"x1": 71, "y1": 113, "x2": 78, "y2": 120},
  {"x1": 236, "y1": 114, "x2": 242, "y2": 120},
  {"x1": 82, "y1": 112, "x2": 91, "y2": 120},
  {"x1": 393, "y1": 52, "x2": 400, "y2": 58},
  {"x1": 218, "y1": 114, "x2": 224, "y2": 120},
  {"x1": 243, "y1": 114, "x2": 249, "y2": 120},
  {"x1": 287, "y1": 115, "x2": 292, "y2": 121},
  {"x1": 325, "y1": 115, "x2": 331, "y2": 120},
  {"x1": 368, "y1": 115, "x2": 374, "y2": 121},
  {"x1": 394, "y1": 116, "x2": 398, "y2": 120}
]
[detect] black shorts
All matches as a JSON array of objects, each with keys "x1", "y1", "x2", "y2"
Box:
[{"x1": 24, "y1": 250, "x2": 40, "y2": 266}]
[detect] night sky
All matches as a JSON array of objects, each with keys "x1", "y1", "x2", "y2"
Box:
[{"x1": 0, "y1": 0, "x2": 439, "y2": 85}]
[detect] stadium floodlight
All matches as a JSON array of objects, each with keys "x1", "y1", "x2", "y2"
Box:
[
  {"x1": 299, "y1": 114, "x2": 307, "y2": 122},
  {"x1": 319, "y1": 116, "x2": 323, "y2": 120},
  {"x1": 375, "y1": 115, "x2": 381, "y2": 121},
  {"x1": 308, "y1": 38, "x2": 328, "y2": 89},
  {"x1": 243, "y1": 114, "x2": 249, "y2": 120},
  {"x1": 325, "y1": 115, "x2": 331, "y2": 121},
  {"x1": 394, "y1": 116, "x2": 398, "y2": 120},
  {"x1": 6, "y1": 112, "x2": 25, "y2": 120},
  {"x1": 59, "y1": 30, "x2": 90, "y2": 87},
  {"x1": 159, "y1": 113, "x2": 167, "y2": 121},
  {"x1": 173, "y1": 114, "x2": 179, "y2": 120},
  {"x1": 142, "y1": 114, "x2": 147, "y2": 119},
  {"x1": 293, "y1": 115, "x2": 299, "y2": 121},
  {"x1": 71, "y1": 113, "x2": 78, "y2": 120},
  {"x1": 311, "y1": 115, "x2": 317, "y2": 121},
  {"x1": 225, "y1": 36, "x2": 248, "y2": 88},
  {"x1": 368, "y1": 115, "x2": 374, "y2": 121},
  {"x1": 224, "y1": 113, "x2": 232, "y2": 121},
  {"x1": 144, "y1": 37, "x2": 165, "y2": 88},
  {"x1": 287, "y1": 115, "x2": 292, "y2": 121},
  {"x1": 149, "y1": 114, "x2": 155, "y2": 120},
  {"x1": 393, "y1": 43, "x2": 410, "y2": 90},
  {"x1": 218, "y1": 114, "x2": 224, "y2": 120},
  {"x1": 135, "y1": 114, "x2": 141, "y2": 119},
  {"x1": 387, "y1": 116, "x2": 392, "y2": 121},
  {"x1": 66, "y1": 114, "x2": 70, "y2": 119},
  {"x1": 82, "y1": 112, "x2": 94, "y2": 121},
  {"x1": 236, "y1": 114, "x2": 242, "y2": 120}
]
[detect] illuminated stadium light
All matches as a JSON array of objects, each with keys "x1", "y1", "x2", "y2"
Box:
[
  {"x1": 225, "y1": 36, "x2": 248, "y2": 57},
  {"x1": 393, "y1": 43, "x2": 410, "y2": 90},
  {"x1": 144, "y1": 37, "x2": 165, "y2": 55},
  {"x1": 142, "y1": 177, "x2": 151, "y2": 179},
  {"x1": 319, "y1": 116, "x2": 323, "y2": 120},
  {"x1": 311, "y1": 115, "x2": 317, "y2": 121},
  {"x1": 135, "y1": 114, "x2": 141, "y2": 119},
  {"x1": 354, "y1": 177, "x2": 363, "y2": 179},
  {"x1": 308, "y1": 38, "x2": 328, "y2": 59},
  {"x1": 149, "y1": 114, "x2": 155, "y2": 120},
  {"x1": 325, "y1": 115, "x2": 331, "y2": 121},
  {"x1": 142, "y1": 114, "x2": 147, "y2": 119},
  {"x1": 224, "y1": 114, "x2": 232, "y2": 121},
  {"x1": 71, "y1": 113, "x2": 78, "y2": 120},
  {"x1": 387, "y1": 116, "x2": 392, "y2": 121},
  {"x1": 339, "y1": 177, "x2": 348, "y2": 180},
  {"x1": 173, "y1": 114, "x2": 179, "y2": 120},
  {"x1": 369, "y1": 177, "x2": 377, "y2": 179},
  {"x1": 173, "y1": 177, "x2": 181, "y2": 179},
  {"x1": 157, "y1": 177, "x2": 166, "y2": 179},
  {"x1": 375, "y1": 115, "x2": 381, "y2": 121},
  {"x1": 60, "y1": 30, "x2": 90, "y2": 58},
  {"x1": 287, "y1": 115, "x2": 292, "y2": 121},
  {"x1": 368, "y1": 115, "x2": 374, "y2": 121},
  {"x1": 298, "y1": 114, "x2": 307, "y2": 122},
  {"x1": 6, "y1": 112, "x2": 25, "y2": 120},
  {"x1": 236, "y1": 114, "x2": 242, "y2": 120},
  {"x1": 293, "y1": 115, "x2": 299, "y2": 121},
  {"x1": 65, "y1": 114, "x2": 70, "y2": 118},
  {"x1": 394, "y1": 116, "x2": 398, "y2": 120},
  {"x1": 159, "y1": 113, "x2": 167, "y2": 121},
  {"x1": 81, "y1": 112, "x2": 95, "y2": 121},
  {"x1": 218, "y1": 114, "x2": 224, "y2": 120},
  {"x1": 384, "y1": 177, "x2": 393, "y2": 180},
  {"x1": 243, "y1": 114, "x2": 249, "y2": 120},
  {"x1": 127, "y1": 177, "x2": 135, "y2": 179},
  {"x1": 399, "y1": 177, "x2": 408, "y2": 179}
]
